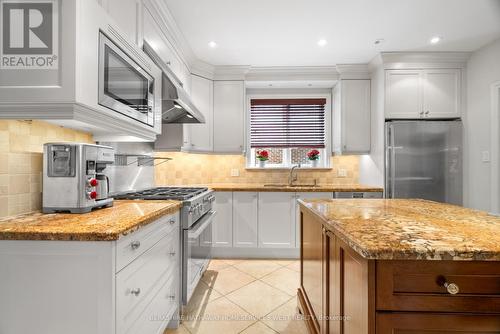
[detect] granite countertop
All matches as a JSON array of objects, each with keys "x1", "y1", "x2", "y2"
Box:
[
  {"x1": 0, "y1": 200, "x2": 182, "y2": 241},
  {"x1": 299, "y1": 198, "x2": 500, "y2": 261},
  {"x1": 201, "y1": 183, "x2": 383, "y2": 192}
]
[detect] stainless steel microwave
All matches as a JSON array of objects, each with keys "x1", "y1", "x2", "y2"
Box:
[{"x1": 98, "y1": 32, "x2": 154, "y2": 127}]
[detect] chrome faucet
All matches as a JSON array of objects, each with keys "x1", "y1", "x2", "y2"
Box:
[{"x1": 289, "y1": 164, "x2": 301, "y2": 186}]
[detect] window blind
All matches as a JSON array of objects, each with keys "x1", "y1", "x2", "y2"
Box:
[{"x1": 250, "y1": 98, "x2": 326, "y2": 148}]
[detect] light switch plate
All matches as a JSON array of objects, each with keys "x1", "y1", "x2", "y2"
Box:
[
  {"x1": 337, "y1": 169, "x2": 347, "y2": 177},
  {"x1": 230, "y1": 169, "x2": 240, "y2": 177}
]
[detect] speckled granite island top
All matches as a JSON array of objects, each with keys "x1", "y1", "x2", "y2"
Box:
[
  {"x1": 200, "y1": 183, "x2": 383, "y2": 192},
  {"x1": 0, "y1": 200, "x2": 182, "y2": 241},
  {"x1": 299, "y1": 198, "x2": 500, "y2": 261}
]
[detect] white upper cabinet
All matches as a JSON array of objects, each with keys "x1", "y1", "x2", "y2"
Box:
[
  {"x1": 184, "y1": 75, "x2": 213, "y2": 152},
  {"x1": 104, "y1": 0, "x2": 142, "y2": 45},
  {"x1": 385, "y1": 70, "x2": 423, "y2": 119},
  {"x1": 233, "y1": 192, "x2": 258, "y2": 248},
  {"x1": 385, "y1": 69, "x2": 461, "y2": 119},
  {"x1": 213, "y1": 192, "x2": 233, "y2": 248},
  {"x1": 258, "y1": 192, "x2": 296, "y2": 248},
  {"x1": 213, "y1": 81, "x2": 245, "y2": 153},
  {"x1": 142, "y1": 6, "x2": 186, "y2": 88},
  {"x1": 423, "y1": 69, "x2": 461, "y2": 118},
  {"x1": 333, "y1": 79, "x2": 371, "y2": 154}
]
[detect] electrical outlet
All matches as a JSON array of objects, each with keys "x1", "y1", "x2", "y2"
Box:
[
  {"x1": 337, "y1": 168, "x2": 347, "y2": 177},
  {"x1": 230, "y1": 169, "x2": 240, "y2": 177},
  {"x1": 482, "y1": 151, "x2": 491, "y2": 163}
]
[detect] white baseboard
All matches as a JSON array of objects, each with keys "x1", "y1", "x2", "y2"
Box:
[{"x1": 211, "y1": 247, "x2": 300, "y2": 259}]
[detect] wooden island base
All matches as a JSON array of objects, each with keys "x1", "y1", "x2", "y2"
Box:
[{"x1": 298, "y1": 203, "x2": 500, "y2": 334}]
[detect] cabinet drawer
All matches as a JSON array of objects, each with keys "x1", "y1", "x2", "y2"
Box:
[
  {"x1": 116, "y1": 232, "x2": 179, "y2": 334},
  {"x1": 376, "y1": 312, "x2": 500, "y2": 333},
  {"x1": 119, "y1": 273, "x2": 178, "y2": 334},
  {"x1": 376, "y1": 261, "x2": 500, "y2": 313},
  {"x1": 116, "y1": 213, "x2": 178, "y2": 272}
]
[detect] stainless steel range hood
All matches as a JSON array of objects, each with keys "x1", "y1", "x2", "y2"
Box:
[{"x1": 143, "y1": 41, "x2": 205, "y2": 124}]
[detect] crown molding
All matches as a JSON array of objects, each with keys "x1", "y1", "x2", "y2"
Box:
[
  {"x1": 378, "y1": 52, "x2": 471, "y2": 69},
  {"x1": 245, "y1": 66, "x2": 339, "y2": 82},
  {"x1": 213, "y1": 65, "x2": 251, "y2": 80},
  {"x1": 335, "y1": 64, "x2": 370, "y2": 79}
]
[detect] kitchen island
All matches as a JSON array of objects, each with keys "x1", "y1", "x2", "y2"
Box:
[{"x1": 298, "y1": 199, "x2": 500, "y2": 334}]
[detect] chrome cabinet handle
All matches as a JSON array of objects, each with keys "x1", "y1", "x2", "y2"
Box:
[
  {"x1": 130, "y1": 241, "x2": 141, "y2": 250},
  {"x1": 437, "y1": 276, "x2": 460, "y2": 295},
  {"x1": 168, "y1": 294, "x2": 176, "y2": 301},
  {"x1": 130, "y1": 288, "x2": 141, "y2": 296},
  {"x1": 419, "y1": 111, "x2": 424, "y2": 116},
  {"x1": 168, "y1": 219, "x2": 176, "y2": 225},
  {"x1": 169, "y1": 251, "x2": 176, "y2": 256},
  {"x1": 425, "y1": 110, "x2": 430, "y2": 115}
]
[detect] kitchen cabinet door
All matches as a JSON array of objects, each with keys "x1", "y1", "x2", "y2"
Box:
[
  {"x1": 106, "y1": 0, "x2": 142, "y2": 45},
  {"x1": 233, "y1": 192, "x2": 258, "y2": 248},
  {"x1": 423, "y1": 69, "x2": 461, "y2": 118},
  {"x1": 213, "y1": 81, "x2": 245, "y2": 153},
  {"x1": 385, "y1": 70, "x2": 423, "y2": 119},
  {"x1": 258, "y1": 192, "x2": 295, "y2": 248},
  {"x1": 296, "y1": 192, "x2": 332, "y2": 248},
  {"x1": 332, "y1": 235, "x2": 371, "y2": 334},
  {"x1": 213, "y1": 192, "x2": 233, "y2": 247},
  {"x1": 184, "y1": 75, "x2": 213, "y2": 152}
]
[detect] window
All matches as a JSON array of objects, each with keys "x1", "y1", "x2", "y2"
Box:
[{"x1": 248, "y1": 98, "x2": 328, "y2": 168}]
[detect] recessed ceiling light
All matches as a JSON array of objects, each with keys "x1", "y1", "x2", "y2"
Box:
[
  {"x1": 430, "y1": 36, "x2": 442, "y2": 44},
  {"x1": 208, "y1": 41, "x2": 218, "y2": 48},
  {"x1": 317, "y1": 39, "x2": 327, "y2": 47}
]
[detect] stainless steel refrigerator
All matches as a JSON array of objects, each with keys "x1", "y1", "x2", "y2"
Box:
[{"x1": 385, "y1": 120, "x2": 462, "y2": 205}]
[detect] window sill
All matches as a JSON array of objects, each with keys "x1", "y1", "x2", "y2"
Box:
[{"x1": 245, "y1": 167, "x2": 332, "y2": 171}]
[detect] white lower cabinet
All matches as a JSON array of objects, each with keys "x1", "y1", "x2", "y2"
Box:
[
  {"x1": 258, "y1": 192, "x2": 296, "y2": 248},
  {"x1": 213, "y1": 192, "x2": 233, "y2": 247},
  {"x1": 233, "y1": 192, "x2": 258, "y2": 248},
  {"x1": 0, "y1": 211, "x2": 180, "y2": 334}
]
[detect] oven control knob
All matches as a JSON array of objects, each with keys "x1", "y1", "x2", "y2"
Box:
[
  {"x1": 88, "y1": 179, "x2": 98, "y2": 187},
  {"x1": 87, "y1": 191, "x2": 97, "y2": 200}
]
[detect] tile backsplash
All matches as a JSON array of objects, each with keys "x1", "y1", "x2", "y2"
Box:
[
  {"x1": 0, "y1": 120, "x2": 93, "y2": 218},
  {"x1": 155, "y1": 152, "x2": 359, "y2": 186}
]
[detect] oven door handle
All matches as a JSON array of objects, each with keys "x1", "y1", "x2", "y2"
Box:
[{"x1": 188, "y1": 210, "x2": 217, "y2": 239}]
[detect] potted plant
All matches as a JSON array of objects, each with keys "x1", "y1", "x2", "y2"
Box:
[
  {"x1": 256, "y1": 150, "x2": 269, "y2": 168},
  {"x1": 307, "y1": 149, "x2": 320, "y2": 167}
]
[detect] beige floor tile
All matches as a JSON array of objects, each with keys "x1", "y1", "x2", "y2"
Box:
[
  {"x1": 286, "y1": 261, "x2": 301, "y2": 273},
  {"x1": 201, "y1": 266, "x2": 255, "y2": 295},
  {"x1": 233, "y1": 260, "x2": 282, "y2": 278},
  {"x1": 261, "y1": 267, "x2": 300, "y2": 296},
  {"x1": 183, "y1": 280, "x2": 222, "y2": 317},
  {"x1": 240, "y1": 321, "x2": 278, "y2": 334},
  {"x1": 262, "y1": 298, "x2": 308, "y2": 334},
  {"x1": 226, "y1": 280, "x2": 291, "y2": 319},
  {"x1": 269, "y1": 259, "x2": 298, "y2": 267},
  {"x1": 207, "y1": 259, "x2": 231, "y2": 271},
  {"x1": 164, "y1": 324, "x2": 190, "y2": 334},
  {"x1": 222, "y1": 259, "x2": 244, "y2": 266},
  {"x1": 183, "y1": 297, "x2": 256, "y2": 334}
]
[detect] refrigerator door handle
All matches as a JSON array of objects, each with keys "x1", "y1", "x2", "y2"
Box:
[{"x1": 385, "y1": 124, "x2": 396, "y2": 199}]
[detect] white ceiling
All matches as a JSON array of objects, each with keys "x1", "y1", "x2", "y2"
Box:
[{"x1": 163, "y1": 0, "x2": 500, "y2": 66}]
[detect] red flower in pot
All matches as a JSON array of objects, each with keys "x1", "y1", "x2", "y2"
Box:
[{"x1": 307, "y1": 149, "x2": 320, "y2": 161}]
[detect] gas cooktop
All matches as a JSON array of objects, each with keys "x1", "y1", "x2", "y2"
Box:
[{"x1": 113, "y1": 187, "x2": 209, "y2": 201}]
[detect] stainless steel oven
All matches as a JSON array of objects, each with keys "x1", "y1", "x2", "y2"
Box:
[
  {"x1": 98, "y1": 31, "x2": 154, "y2": 127},
  {"x1": 183, "y1": 209, "x2": 215, "y2": 304}
]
